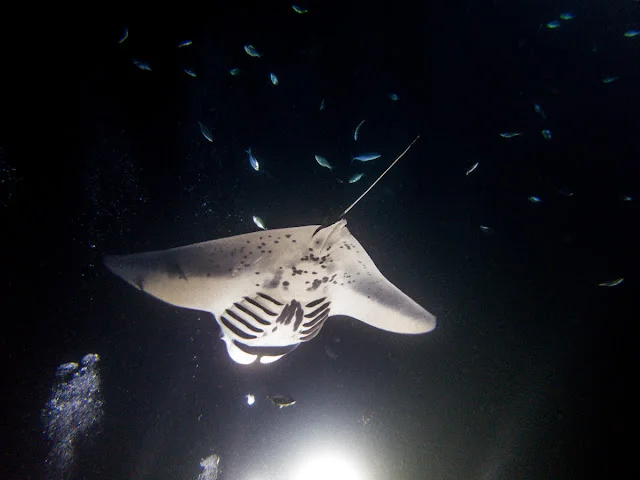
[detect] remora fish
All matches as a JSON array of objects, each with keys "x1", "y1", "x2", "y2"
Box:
[{"x1": 266, "y1": 394, "x2": 296, "y2": 408}]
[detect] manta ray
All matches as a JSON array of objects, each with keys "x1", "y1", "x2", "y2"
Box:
[{"x1": 104, "y1": 137, "x2": 436, "y2": 364}]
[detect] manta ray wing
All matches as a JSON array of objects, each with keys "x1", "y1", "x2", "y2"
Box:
[
  {"x1": 328, "y1": 231, "x2": 436, "y2": 334},
  {"x1": 104, "y1": 219, "x2": 436, "y2": 364}
]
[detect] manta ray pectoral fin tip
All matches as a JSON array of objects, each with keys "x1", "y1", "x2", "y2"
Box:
[{"x1": 103, "y1": 255, "x2": 117, "y2": 273}]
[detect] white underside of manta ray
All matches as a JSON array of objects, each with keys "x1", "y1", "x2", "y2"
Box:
[{"x1": 104, "y1": 137, "x2": 436, "y2": 364}]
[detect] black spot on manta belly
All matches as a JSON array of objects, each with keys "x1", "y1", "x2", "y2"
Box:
[
  {"x1": 307, "y1": 279, "x2": 322, "y2": 291},
  {"x1": 166, "y1": 262, "x2": 187, "y2": 280}
]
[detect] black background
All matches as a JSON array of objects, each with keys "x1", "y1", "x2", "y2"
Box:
[{"x1": 1, "y1": 1, "x2": 637, "y2": 479}]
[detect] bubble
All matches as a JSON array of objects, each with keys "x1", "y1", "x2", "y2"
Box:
[
  {"x1": 55, "y1": 362, "x2": 78, "y2": 378},
  {"x1": 41, "y1": 353, "x2": 104, "y2": 478},
  {"x1": 197, "y1": 453, "x2": 221, "y2": 480}
]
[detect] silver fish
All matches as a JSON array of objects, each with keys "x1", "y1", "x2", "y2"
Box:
[
  {"x1": 252, "y1": 216, "x2": 266, "y2": 230},
  {"x1": 348, "y1": 172, "x2": 365, "y2": 183},
  {"x1": 266, "y1": 394, "x2": 296, "y2": 408},
  {"x1": 598, "y1": 278, "x2": 624, "y2": 287},
  {"x1": 314, "y1": 154, "x2": 333, "y2": 170},
  {"x1": 354, "y1": 119, "x2": 366, "y2": 141},
  {"x1": 198, "y1": 122, "x2": 213, "y2": 142},
  {"x1": 270, "y1": 73, "x2": 279, "y2": 86},
  {"x1": 352, "y1": 153, "x2": 381, "y2": 162},
  {"x1": 118, "y1": 27, "x2": 129, "y2": 44},
  {"x1": 229, "y1": 68, "x2": 242, "y2": 76},
  {"x1": 244, "y1": 44, "x2": 262, "y2": 57},
  {"x1": 246, "y1": 148, "x2": 260, "y2": 171},
  {"x1": 132, "y1": 59, "x2": 151, "y2": 71},
  {"x1": 184, "y1": 68, "x2": 196, "y2": 78},
  {"x1": 465, "y1": 162, "x2": 479, "y2": 176},
  {"x1": 177, "y1": 40, "x2": 193, "y2": 48},
  {"x1": 292, "y1": 5, "x2": 308, "y2": 14},
  {"x1": 500, "y1": 132, "x2": 523, "y2": 139},
  {"x1": 319, "y1": 98, "x2": 326, "y2": 110},
  {"x1": 534, "y1": 103, "x2": 547, "y2": 119}
]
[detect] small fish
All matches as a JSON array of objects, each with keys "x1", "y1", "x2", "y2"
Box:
[
  {"x1": 229, "y1": 68, "x2": 242, "y2": 76},
  {"x1": 198, "y1": 122, "x2": 213, "y2": 142},
  {"x1": 465, "y1": 162, "x2": 479, "y2": 176},
  {"x1": 319, "y1": 98, "x2": 326, "y2": 110},
  {"x1": 354, "y1": 119, "x2": 366, "y2": 141},
  {"x1": 389, "y1": 93, "x2": 399, "y2": 101},
  {"x1": 252, "y1": 216, "x2": 266, "y2": 230},
  {"x1": 559, "y1": 12, "x2": 574, "y2": 20},
  {"x1": 621, "y1": 194, "x2": 633, "y2": 202},
  {"x1": 183, "y1": 68, "x2": 197, "y2": 78},
  {"x1": 528, "y1": 196, "x2": 542, "y2": 203},
  {"x1": 177, "y1": 40, "x2": 193, "y2": 48},
  {"x1": 244, "y1": 44, "x2": 262, "y2": 57},
  {"x1": 118, "y1": 27, "x2": 129, "y2": 44},
  {"x1": 624, "y1": 30, "x2": 640, "y2": 38},
  {"x1": 270, "y1": 72, "x2": 279, "y2": 86},
  {"x1": 246, "y1": 148, "x2": 260, "y2": 171},
  {"x1": 132, "y1": 59, "x2": 151, "y2": 71},
  {"x1": 348, "y1": 172, "x2": 365, "y2": 183},
  {"x1": 353, "y1": 153, "x2": 381, "y2": 162},
  {"x1": 558, "y1": 186, "x2": 575, "y2": 197},
  {"x1": 480, "y1": 225, "x2": 494, "y2": 234},
  {"x1": 500, "y1": 132, "x2": 523, "y2": 139},
  {"x1": 292, "y1": 5, "x2": 308, "y2": 14},
  {"x1": 314, "y1": 154, "x2": 333, "y2": 170},
  {"x1": 546, "y1": 20, "x2": 561, "y2": 29},
  {"x1": 598, "y1": 278, "x2": 624, "y2": 287},
  {"x1": 602, "y1": 76, "x2": 619, "y2": 84},
  {"x1": 534, "y1": 103, "x2": 547, "y2": 119},
  {"x1": 541, "y1": 129, "x2": 552, "y2": 140},
  {"x1": 245, "y1": 394, "x2": 255, "y2": 405},
  {"x1": 266, "y1": 394, "x2": 296, "y2": 408}
]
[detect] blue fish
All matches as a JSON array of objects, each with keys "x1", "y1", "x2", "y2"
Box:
[
  {"x1": 352, "y1": 153, "x2": 381, "y2": 162},
  {"x1": 132, "y1": 59, "x2": 151, "y2": 71}
]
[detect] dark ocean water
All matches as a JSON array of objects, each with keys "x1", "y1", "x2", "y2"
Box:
[{"x1": 1, "y1": 1, "x2": 637, "y2": 479}]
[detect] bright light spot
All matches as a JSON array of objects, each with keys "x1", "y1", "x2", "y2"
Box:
[
  {"x1": 292, "y1": 453, "x2": 365, "y2": 480},
  {"x1": 245, "y1": 394, "x2": 255, "y2": 405}
]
